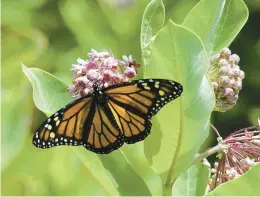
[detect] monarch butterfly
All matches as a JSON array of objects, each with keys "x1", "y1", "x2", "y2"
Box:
[{"x1": 33, "y1": 79, "x2": 183, "y2": 154}]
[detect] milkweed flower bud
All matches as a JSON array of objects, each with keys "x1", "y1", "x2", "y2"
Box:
[
  {"x1": 207, "y1": 48, "x2": 245, "y2": 112},
  {"x1": 124, "y1": 66, "x2": 136, "y2": 78},
  {"x1": 208, "y1": 126, "x2": 260, "y2": 191},
  {"x1": 68, "y1": 49, "x2": 140, "y2": 99}
]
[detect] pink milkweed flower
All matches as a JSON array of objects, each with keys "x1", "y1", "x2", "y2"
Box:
[
  {"x1": 209, "y1": 126, "x2": 260, "y2": 191},
  {"x1": 68, "y1": 49, "x2": 139, "y2": 99}
]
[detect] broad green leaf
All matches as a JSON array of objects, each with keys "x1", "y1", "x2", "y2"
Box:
[
  {"x1": 207, "y1": 164, "x2": 260, "y2": 196},
  {"x1": 100, "y1": 150, "x2": 152, "y2": 196},
  {"x1": 22, "y1": 65, "x2": 119, "y2": 196},
  {"x1": 182, "y1": 0, "x2": 248, "y2": 54},
  {"x1": 172, "y1": 162, "x2": 210, "y2": 196},
  {"x1": 141, "y1": 0, "x2": 165, "y2": 69},
  {"x1": 120, "y1": 144, "x2": 163, "y2": 196},
  {"x1": 144, "y1": 20, "x2": 215, "y2": 183},
  {"x1": 59, "y1": 0, "x2": 118, "y2": 54},
  {"x1": 22, "y1": 64, "x2": 71, "y2": 115},
  {"x1": 165, "y1": 0, "x2": 199, "y2": 24},
  {"x1": 72, "y1": 148, "x2": 120, "y2": 196}
]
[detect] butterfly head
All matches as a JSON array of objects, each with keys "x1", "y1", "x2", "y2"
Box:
[
  {"x1": 92, "y1": 82, "x2": 106, "y2": 103},
  {"x1": 92, "y1": 82, "x2": 100, "y2": 91}
]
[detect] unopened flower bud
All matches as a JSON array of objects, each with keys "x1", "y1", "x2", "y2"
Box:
[
  {"x1": 229, "y1": 54, "x2": 240, "y2": 64},
  {"x1": 239, "y1": 70, "x2": 245, "y2": 79},
  {"x1": 212, "y1": 82, "x2": 218, "y2": 91},
  {"x1": 124, "y1": 66, "x2": 136, "y2": 78},
  {"x1": 207, "y1": 47, "x2": 244, "y2": 112},
  {"x1": 227, "y1": 95, "x2": 238, "y2": 105},
  {"x1": 219, "y1": 66, "x2": 230, "y2": 74},
  {"x1": 216, "y1": 88, "x2": 226, "y2": 98},
  {"x1": 87, "y1": 69, "x2": 100, "y2": 81},
  {"x1": 218, "y1": 59, "x2": 229, "y2": 67},
  {"x1": 234, "y1": 80, "x2": 242, "y2": 91},
  {"x1": 219, "y1": 76, "x2": 230, "y2": 86},
  {"x1": 225, "y1": 88, "x2": 234, "y2": 97},
  {"x1": 220, "y1": 48, "x2": 231, "y2": 58},
  {"x1": 233, "y1": 67, "x2": 241, "y2": 77}
]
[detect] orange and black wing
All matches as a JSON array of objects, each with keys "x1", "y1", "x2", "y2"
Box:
[
  {"x1": 104, "y1": 79, "x2": 183, "y2": 144},
  {"x1": 82, "y1": 102, "x2": 124, "y2": 154},
  {"x1": 33, "y1": 96, "x2": 92, "y2": 148},
  {"x1": 33, "y1": 95, "x2": 124, "y2": 154}
]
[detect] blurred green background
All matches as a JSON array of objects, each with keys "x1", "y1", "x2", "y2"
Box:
[{"x1": 1, "y1": 0, "x2": 260, "y2": 195}]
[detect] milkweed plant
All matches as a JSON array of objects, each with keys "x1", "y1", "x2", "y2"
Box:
[{"x1": 22, "y1": 0, "x2": 260, "y2": 196}]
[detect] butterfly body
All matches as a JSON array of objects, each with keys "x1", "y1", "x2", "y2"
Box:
[{"x1": 33, "y1": 79, "x2": 183, "y2": 154}]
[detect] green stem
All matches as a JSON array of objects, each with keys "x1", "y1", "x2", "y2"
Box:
[{"x1": 192, "y1": 143, "x2": 229, "y2": 165}]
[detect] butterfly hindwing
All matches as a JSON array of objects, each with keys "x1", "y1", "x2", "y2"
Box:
[
  {"x1": 82, "y1": 101, "x2": 124, "y2": 154},
  {"x1": 104, "y1": 79, "x2": 183, "y2": 144}
]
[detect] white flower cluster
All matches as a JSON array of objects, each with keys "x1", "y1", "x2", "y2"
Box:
[{"x1": 208, "y1": 48, "x2": 245, "y2": 112}]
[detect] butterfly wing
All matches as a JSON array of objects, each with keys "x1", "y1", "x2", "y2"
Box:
[
  {"x1": 33, "y1": 96, "x2": 92, "y2": 148},
  {"x1": 104, "y1": 79, "x2": 183, "y2": 144},
  {"x1": 33, "y1": 95, "x2": 124, "y2": 154},
  {"x1": 82, "y1": 101, "x2": 124, "y2": 154}
]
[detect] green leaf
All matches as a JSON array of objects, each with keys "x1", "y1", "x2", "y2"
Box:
[
  {"x1": 100, "y1": 150, "x2": 153, "y2": 196},
  {"x1": 22, "y1": 64, "x2": 71, "y2": 115},
  {"x1": 182, "y1": 0, "x2": 249, "y2": 54},
  {"x1": 141, "y1": 0, "x2": 165, "y2": 68},
  {"x1": 172, "y1": 162, "x2": 210, "y2": 196},
  {"x1": 120, "y1": 144, "x2": 163, "y2": 196},
  {"x1": 143, "y1": 20, "x2": 215, "y2": 183},
  {"x1": 72, "y1": 148, "x2": 120, "y2": 196},
  {"x1": 207, "y1": 164, "x2": 260, "y2": 196}
]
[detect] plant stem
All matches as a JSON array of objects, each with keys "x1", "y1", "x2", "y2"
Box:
[
  {"x1": 193, "y1": 143, "x2": 230, "y2": 165},
  {"x1": 210, "y1": 124, "x2": 222, "y2": 138}
]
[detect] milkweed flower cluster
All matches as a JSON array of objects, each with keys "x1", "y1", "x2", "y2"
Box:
[
  {"x1": 207, "y1": 48, "x2": 245, "y2": 112},
  {"x1": 208, "y1": 126, "x2": 260, "y2": 191},
  {"x1": 68, "y1": 49, "x2": 140, "y2": 99}
]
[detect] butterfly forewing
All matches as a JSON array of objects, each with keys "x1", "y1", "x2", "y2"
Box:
[
  {"x1": 33, "y1": 96, "x2": 92, "y2": 148},
  {"x1": 104, "y1": 79, "x2": 183, "y2": 144}
]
